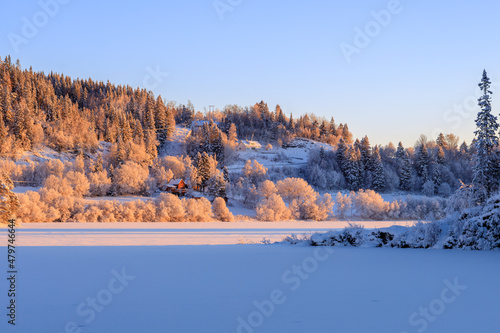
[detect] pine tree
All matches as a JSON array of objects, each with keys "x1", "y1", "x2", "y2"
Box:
[
  {"x1": 0, "y1": 172, "x2": 20, "y2": 222},
  {"x1": 436, "y1": 147, "x2": 445, "y2": 165},
  {"x1": 415, "y1": 143, "x2": 430, "y2": 182},
  {"x1": 155, "y1": 96, "x2": 168, "y2": 148},
  {"x1": 436, "y1": 133, "x2": 447, "y2": 149},
  {"x1": 95, "y1": 153, "x2": 104, "y2": 172},
  {"x1": 228, "y1": 123, "x2": 238, "y2": 145},
  {"x1": 399, "y1": 151, "x2": 412, "y2": 191},
  {"x1": 359, "y1": 136, "x2": 372, "y2": 188},
  {"x1": 0, "y1": 115, "x2": 9, "y2": 155},
  {"x1": 473, "y1": 70, "x2": 499, "y2": 200},
  {"x1": 395, "y1": 142, "x2": 405, "y2": 161},
  {"x1": 197, "y1": 152, "x2": 212, "y2": 192},
  {"x1": 372, "y1": 146, "x2": 386, "y2": 192},
  {"x1": 336, "y1": 138, "x2": 348, "y2": 174},
  {"x1": 345, "y1": 147, "x2": 362, "y2": 190}
]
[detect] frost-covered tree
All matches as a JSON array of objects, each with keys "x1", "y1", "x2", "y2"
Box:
[
  {"x1": 344, "y1": 146, "x2": 362, "y2": 190},
  {"x1": 207, "y1": 169, "x2": 227, "y2": 199},
  {"x1": 399, "y1": 150, "x2": 412, "y2": 191},
  {"x1": 212, "y1": 197, "x2": 234, "y2": 222},
  {"x1": 258, "y1": 180, "x2": 277, "y2": 200},
  {"x1": 415, "y1": 143, "x2": 430, "y2": 182},
  {"x1": 112, "y1": 161, "x2": 149, "y2": 195},
  {"x1": 256, "y1": 194, "x2": 291, "y2": 221},
  {"x1": 242, "y1": 159, "x2": 267, "y2": 185},
  {"x1": 372, "y1": 146, "x2": 386, "y2": 192},
  {"x1": 472, "y1": 70, "x2": 499, "y2": 201},
  {"x1": 335, "y1": 192, "x2": 352, "y2": 219},
  {"x1": 0, "y1": 172, "x2": 20, "y2": 222}
]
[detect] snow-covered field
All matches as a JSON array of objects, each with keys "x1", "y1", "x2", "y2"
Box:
[
  {"x1": 227, "y1": 138, "x2": 330, "y2": 173},
  {"x1": 0, "y1": 244, "x2": 498, "y2": 333},
  {"x1": 0, "y1": 221, "x2": 416, "y2": 246}
]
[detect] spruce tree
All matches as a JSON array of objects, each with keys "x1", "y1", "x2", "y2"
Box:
[
  {"x1": 415, "y1": 143, "x2": 430, "y2": 182},
  {"x1": 155, "y1": 96, "x2": 168, "y2": 148},
  {"x1": 473, "y1": 70, "x2": 499, "y2": 200},
  {"x1": 372, "y1": 146, "x2": 386, "y2": 192},
  {"x1": 399, "y1": 151, "x2": 412, "y2": 191}
]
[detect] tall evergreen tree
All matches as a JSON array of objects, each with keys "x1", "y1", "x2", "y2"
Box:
[
  {"x1": 399, "y1": 151, "x2": 412, "y2": 191},
  {"x1": 415, "y1": 143, "x2": 430, "y2": 182},
  {"x1": 372, "y1": 146, "x2": 386, "y2": 192},
  {"x1": 155, "y1": 96, "x2": 168, "y2": 148},
  {"x1": 473, "y1": 70, "x2": 499, "y2": 200}
]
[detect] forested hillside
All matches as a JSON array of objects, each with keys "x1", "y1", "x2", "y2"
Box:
[{"x1": 0, "y1": 56, "x2": 479, "y2": 223}]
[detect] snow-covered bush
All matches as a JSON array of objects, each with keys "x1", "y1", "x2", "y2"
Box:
[
  {"x1": 88, "y1": 171, "x2": 112, "y2": 196},
  {"x1": 291, "y1": 193, "x2": 334, "y2": 221},
  {"x1": 43, "y1": 175, "x2": 74, "y2": 197},
  {"x1": 438, "y1": 182, "x2": 452, "y2": 197},
  {"x1": 335, "y1": 192, "x2": 353, "y2": 219},
  {"x1": 400, "y1": 195, "x2": 447, "y2": 220},
  {"x1": 296, "y1": 221, "x2": 443, "y2": 249},
  {"x1": 422, "y1": 180, "x2": 436, "y2": 197},
  {"x1": 391, "y1": 222, "x2": 442, "y2": 249},
  {"x1": 256, "y1": 194, "x2": 291, "y2": 221},
  {"x1": 212, "y1": 197, "x2": 234, "y2": 222},
  {"x1": 446, "y1": 181, "x2": 477, "y2": 214},
  {"x1": 310, "y1": 223, "x2": 365, "y2": 247},
  {"x1": 184, "y1": 197, "x2": 214, "y2": 222},
  {"x1": 444, "y1": 194, "x2": 500, "y2": 250},
  {"x1": 112, "y1": 161, "x2": 149, "y2": 195},
  {"x1": 64, "y1": 171, "x2": 90, "y2": 197},
  {"x1": 351, "y1": 190, "x2": 401, "y2": 220},
  {"x1": 155, "y1": 193, "x2": 185, "y2": 222}
]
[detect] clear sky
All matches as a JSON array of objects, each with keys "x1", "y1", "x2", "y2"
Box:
[{"x1": 1, "y1": 0, "x2": 500, "y2": 147}]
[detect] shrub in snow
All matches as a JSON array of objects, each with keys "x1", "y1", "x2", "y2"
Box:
[
  {"x1": 212, "y1": 197, "x2": 234, "y2": 222},
  {"x1": 88, "y1": 171, "x2": 112, "y2": 196},
  {"x1": 444, "y1": 194, "x2": 500, "y2": 250},
  {"x1": 33, "y1": 159, "x2": 65, "y2": 184},
  {"x1": 38, "y1": 187, "x2": 83, "y2": 222},
  {"x1": 290, "y1": 193, "x2": 334, "y2": 221},
  {"x1": 134, "y1": 200, "x2": 158, "y2": 222},
  {"x1": 256, "y1": 194, "x2": 291, "y2": 221},
  {"x1": 351, "y1": 190, "x2": 401, "y2": 220},
  {"x1": 155, "y1": 193, "x2": 185, "y2": 222},
  {"x1": 43, "y1": 175, "x2": 74, "y2": 197},
  {"x1": 299, "y1": 221, "x2": 444, "y2": 249},
  {"x1": 184, "y1": 197, "x2": 214, "y2": 222},
  {"x1": 17, "y1": 191, "x2": 55, "y2": 222},
  {"x1": 446, "y1": 181, "x2": 478, "y2": 214},
  {"x1": 64, "y1": 171, "x2": 90, "y2": 197},
  {"x1": 422, "y1": 180, "x2": 436, "y2": 197},
  {"x1": 310, "y1": 224, "x2": 365, "y2": 247},
  {"x1": 112, "y1": 161, "x2": 149, "y2": 195},
  {"x1": 438, "y1": 182, "x2": 452, "y2": 197},
  {"x1": 335, "y1": 192, "x2": 353, "y2": 219},
  {"x1": 401, "y1": 195, "x2": 447, "y2": 220},
  {"x1": 391, "y1": 222, "x2": 442, "y2": 249}
]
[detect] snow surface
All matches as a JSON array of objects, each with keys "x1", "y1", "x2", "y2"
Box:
[
  {"x1": 0, "y1": 221, "x2": 416, "y2": 246},
  {"x1": 0, "y1": 245, "x2": 498, "y2": 332},
  {"x1": 227, "y1": 138, "x2": 331, "y2": 174}
]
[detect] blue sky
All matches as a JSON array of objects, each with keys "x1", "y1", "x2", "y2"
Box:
[{"x1": 1, "y1": 0, "x2": 500, "y2": 146}]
